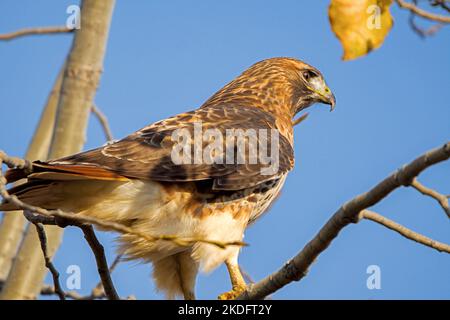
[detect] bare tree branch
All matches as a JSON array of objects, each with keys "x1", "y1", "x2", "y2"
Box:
[
  {"x1": 80, "y1": 225, "x2": 120, "y2": 300},
  {"x1": 396, "y1": 0, "x2": 450, "y2": 23},
  {"x1": 410, "y1": 178, "x2": 450, "y2": 218},
  {"x1": 431, "y1": 0, "x2": 450, "y2": 13},
  {"x1": 23, "y1": 205, "x2": 120, "y2": 300},
  {"x1": 91, "y1": 105, "x2": 114, "y2": 142},
  {"x1": 238, "y1": 142, "x2": 450, "y2": 300},
  {"x1": 360, "y1": 210, "x2": 450, "y2": 253},
  {"x1": 23, "y1": 211, "x2": 57, "y2": 226},
  {"x1": 41, "y1": 254, "x2": 122, "y2": 300},
  {"x1": 89, "y1": 254, "x2": 122, "y2": 298},
  {"x1": 31, "y1": 222, "x2": 65, "y2": 300},
  {"x1": 0, "y1": 26, "x2": 73, "y2": 41},
  {"x1": 409, "y1": 12, "x2": 444, "y2": 37},
  {"x1": 40, "y1": 284, "x2": 82, "y2": 300}
]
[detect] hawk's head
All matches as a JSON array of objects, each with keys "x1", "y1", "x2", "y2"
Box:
[
  {"x1": 202, "y1": 57, "x2": 336, "y2": 120},
  {"x1": 284, "y1": 58, "x2": 336, "y2": 114}
]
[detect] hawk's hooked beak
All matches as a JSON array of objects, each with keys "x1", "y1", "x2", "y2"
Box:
[
  {"x1": 322, "y1": 87, "x2": 336, "y2": 112},
  {"x1": 307, "y1": 78, "x2": 336, "y2": 111}
]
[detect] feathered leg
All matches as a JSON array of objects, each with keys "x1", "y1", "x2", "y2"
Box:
[{"x1": 218, "y1": 249, "x2": 246, "y2": 300}]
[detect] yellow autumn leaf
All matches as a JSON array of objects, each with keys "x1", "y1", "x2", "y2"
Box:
[{"x1": 329, "y1": 0, "x2": 394, "y2": 60}]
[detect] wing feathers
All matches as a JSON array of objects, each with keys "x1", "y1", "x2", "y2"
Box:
[
  {"x1": 32, "y1": 162, "x2": 129, "y2": 181},
  {"x1": 5, "y1": 105, "x2": 294, "y2": 193}
]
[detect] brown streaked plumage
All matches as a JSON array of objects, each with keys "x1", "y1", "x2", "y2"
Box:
[{"x1": 0, "y1": 57, "x2": 335, "y2": 299}]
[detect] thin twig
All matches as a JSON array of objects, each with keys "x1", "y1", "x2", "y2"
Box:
[
  {"x1": 91, "y1": 105, "x2": 114, "y2": 142},
  {"x1": 409, "y1": 13, "x2": 443, "y2": 37},
  {"x1": 90, "y1": 254, "x2": 122, "y2": 298},
  {"x1": 293, "y1": 112, "x2": 309, "y2": 126},
  {"x1": 239, "y1": 266, "x2": 255, "y2": 284},
  {"x1": 40, "y1": 284, "x2": 83, "y2": 300},
  {"x1": 24, "y1": 210, "x2": 58, "y2": 225},
  {"x1": 41, "y1": 254, "x2": 123, "y2": 300},
  {"x1": 431, "y1": 0, "x2": 450, "y2": 13},
  {"x1": 80, "y1": 225, "x2": 120, "y2": 300},
  {"x1": 31, "y1": 222, "x2": 65, "y2": 300},
  {"x1": 410, "y1": 178, "x2": 450, "y2": 218},
  {"x1": 360, "y1": 210, "x2": 450, "y2": 253},
  {"x1": 0, "y1": 26, "x2": 73, "y2": 41},
  {"x1": 408, "y1": 0, "x2": 444, "y2": 37},
  {"x1": 238, "y1": 142, "x2": 450, "y2": 300},
  {"x1": 396, "y1": 0, "x2": 450, "y2": 23}
]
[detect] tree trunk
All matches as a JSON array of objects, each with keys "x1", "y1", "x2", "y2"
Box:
[
  {"x1": 0, "y1": 0, "x2": 115, "y2": 299},
  {"x1": 0, "y1": 64, "x2": 64, "y2": 284}
]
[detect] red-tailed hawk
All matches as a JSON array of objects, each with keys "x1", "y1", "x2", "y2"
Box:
[{"x1": 1, "y1": 57, "x2": 335, "y2": 299}]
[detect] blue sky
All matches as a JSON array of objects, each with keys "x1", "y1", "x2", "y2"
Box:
[{"x1": 0, "y1": 1, "x2": 449, "y2": 299}]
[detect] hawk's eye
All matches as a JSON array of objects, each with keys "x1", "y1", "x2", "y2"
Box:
[{"x1": 302, "y1": 70, "x2": 318, "y2": 81}]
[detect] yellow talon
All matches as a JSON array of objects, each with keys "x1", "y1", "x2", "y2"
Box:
[{"x1": 218, "y1": 284, "x2": 246, "y2": 300}]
